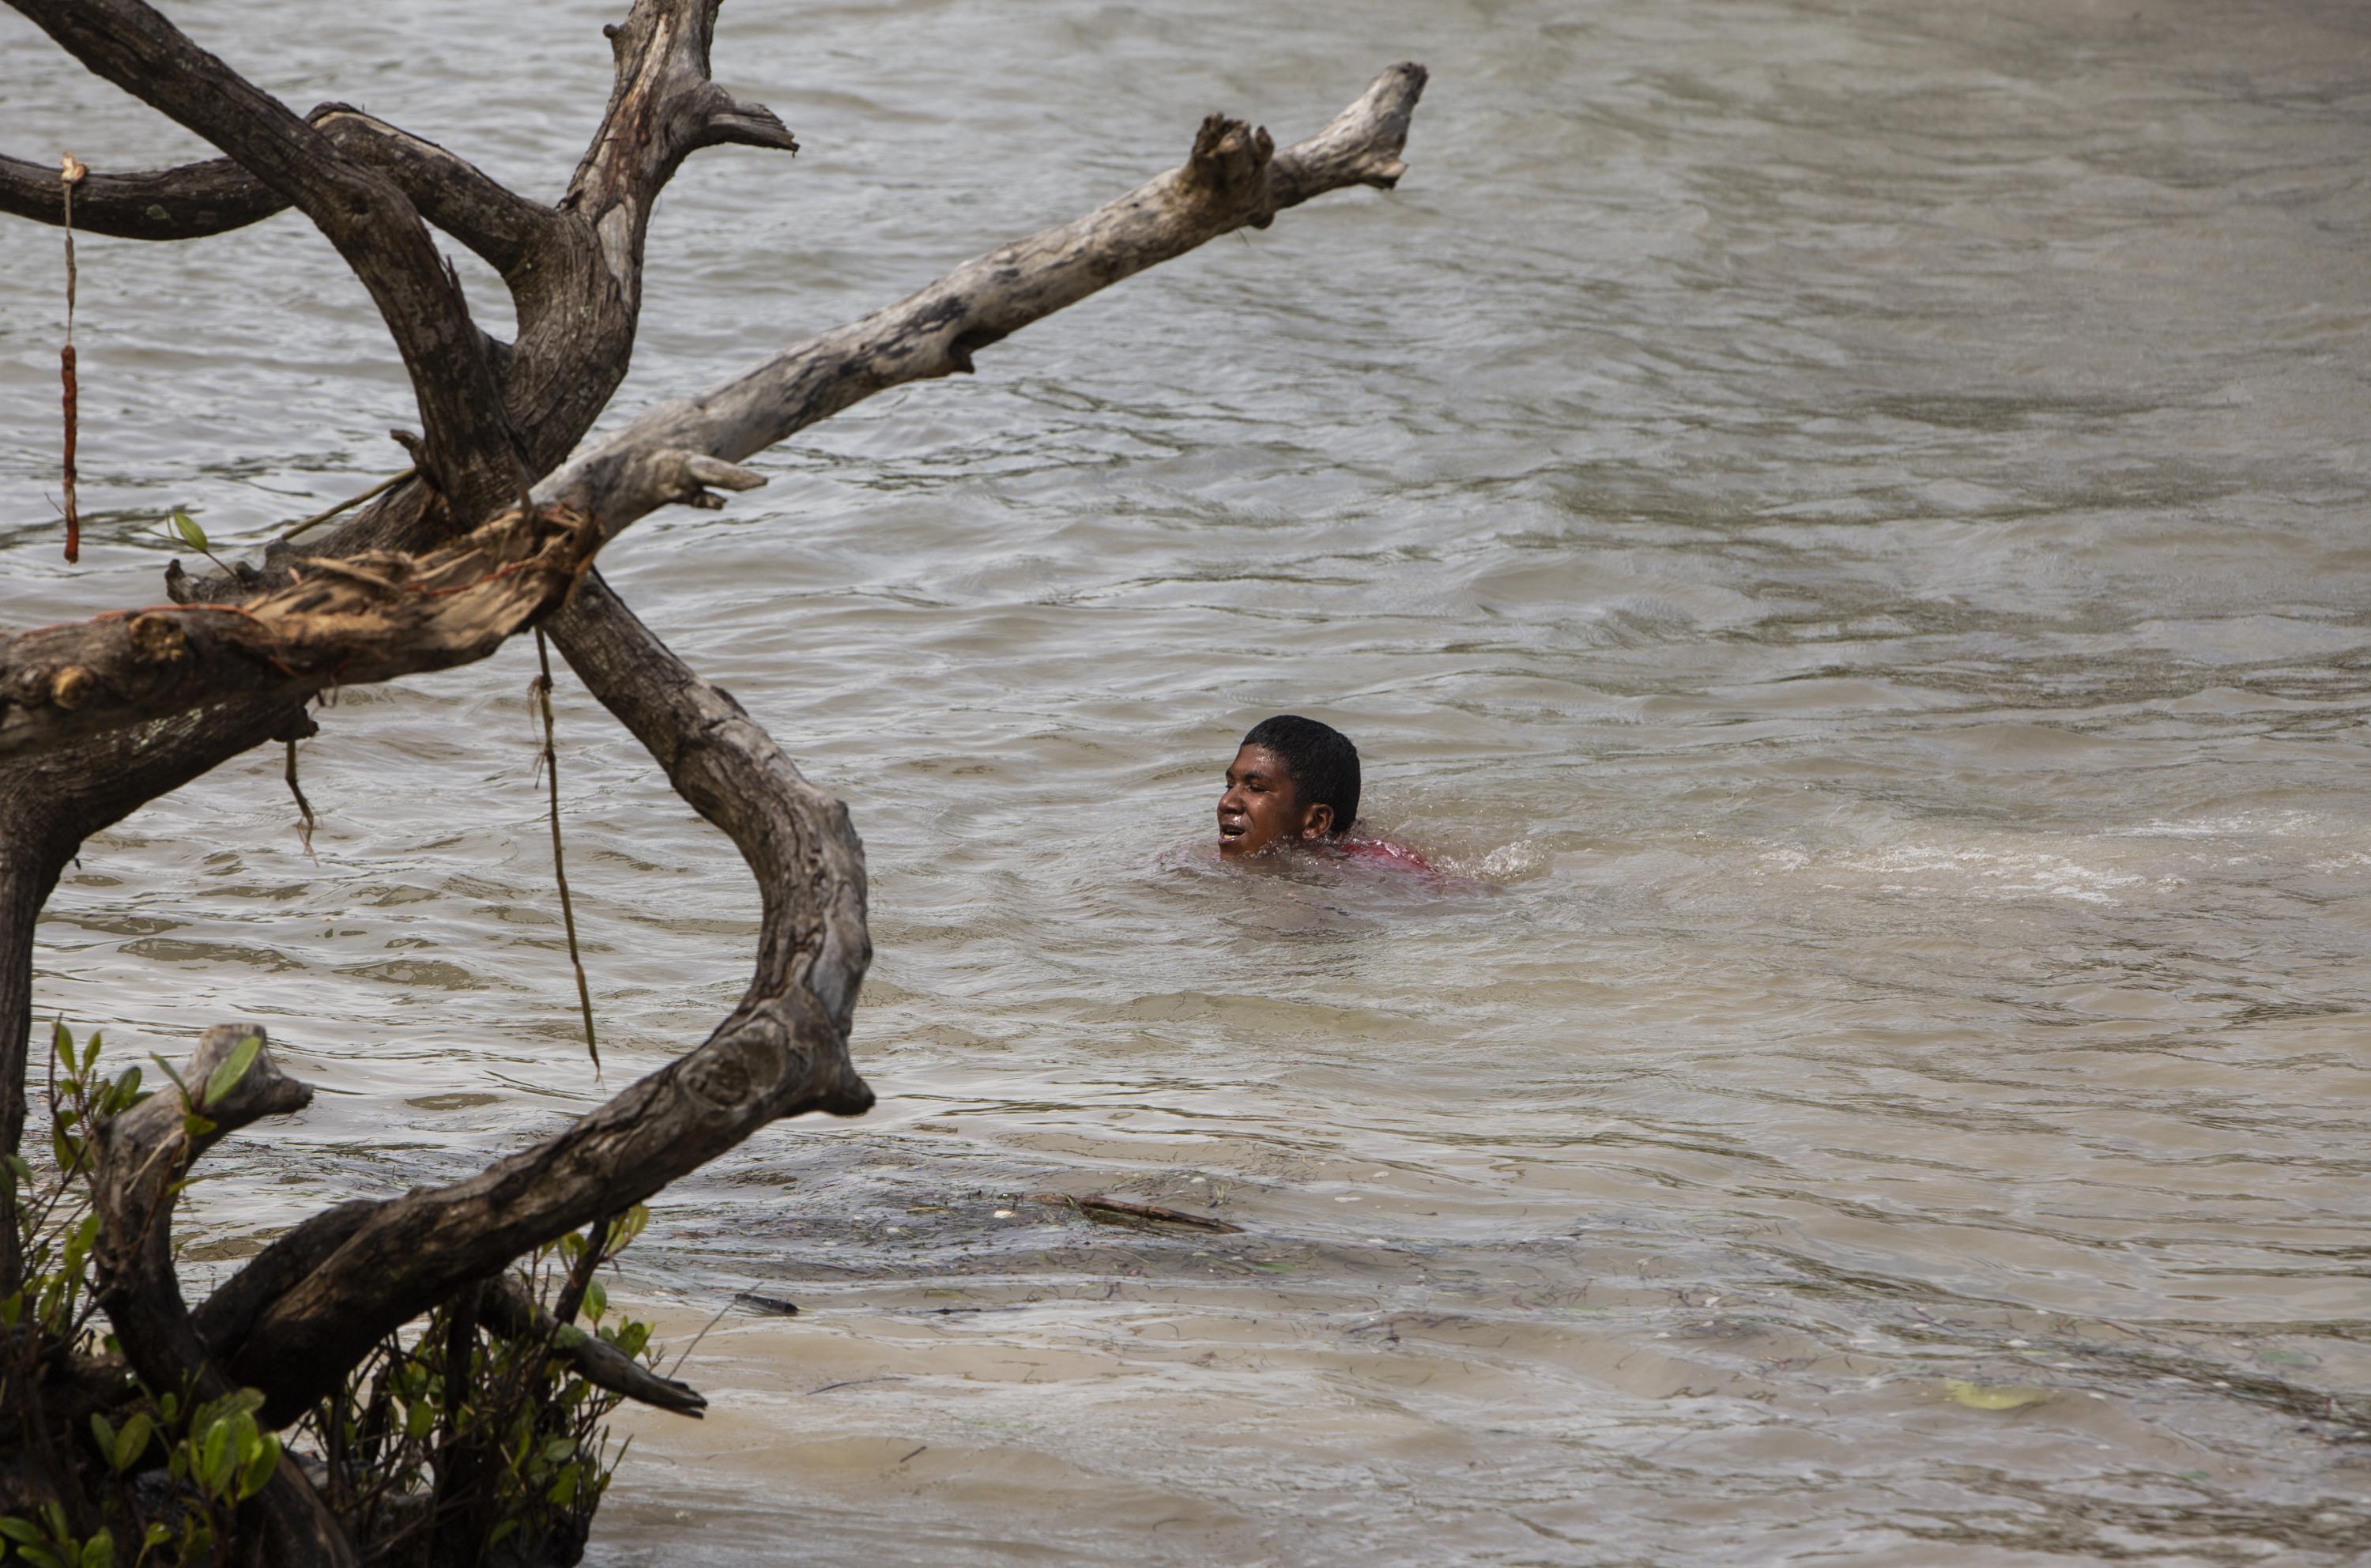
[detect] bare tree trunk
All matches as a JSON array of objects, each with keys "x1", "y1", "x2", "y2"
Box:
[
  {"x1": 0, "y1": 0, "x2": 1427, "y2": 1551},
  {"x1": 0, "y1": 825, "x2": 61, "y2": 1295}
]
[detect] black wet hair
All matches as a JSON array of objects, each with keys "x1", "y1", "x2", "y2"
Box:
[{"x1": 1242, "y1": 714, "x2": 1359, "y2": 838}]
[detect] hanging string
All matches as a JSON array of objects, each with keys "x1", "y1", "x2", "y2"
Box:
[{"x1": 59, "y1": 153, "x2": 86, "y2": 564}]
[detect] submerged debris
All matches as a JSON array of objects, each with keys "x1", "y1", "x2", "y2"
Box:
[
  {"x1": 1021, "y1": 1193, "x2": 1242, "y2": 1234},
  {"x1": 732, "y1": 1291, "x2": 801, "y2": 1317}
]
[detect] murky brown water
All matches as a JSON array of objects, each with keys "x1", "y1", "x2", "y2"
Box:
[{"x1": 6, "y1": 0, "x2": 2371, "y2": 1562}]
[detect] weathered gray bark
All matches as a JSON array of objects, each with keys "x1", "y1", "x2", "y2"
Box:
[
  {"x1": 0, "y1": 0, "x2": 1427, "y2": 1542},
  {"x1": 544, "y1": 65, "x2": 1429, "y2": 540}
]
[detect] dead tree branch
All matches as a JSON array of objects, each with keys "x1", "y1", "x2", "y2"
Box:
[
  {"x1": 478, "y1": 1273, "x2": 706, "y2": 1417},
  {"x1": 207, "y1": 568, "x2": 873, "y2": 1425},
  {"x1": 545, "y1": 62, "x2": 1429, "y2": 540},
  {"x1": 0, "y1": 106, "x2": 552, "y2": 269},
  {"x1": 0, "y1": 146, "x2": 286, "y2": 239},
  {"x1": 0, "y1": 504, "x2": 600, "y2": 758}
]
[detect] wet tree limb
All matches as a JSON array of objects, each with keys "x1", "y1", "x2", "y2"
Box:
[
  {"x1": 0, "y1": 105, "x2": 552, "y2": 269},
  {"x1": 211, "y1": 567, "x2": 873, "y2": 1424},
  {"x1": 0, "y1": 146, "x2": 287, "y2": 240}
]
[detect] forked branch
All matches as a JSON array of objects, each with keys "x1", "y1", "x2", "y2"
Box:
[{"x1": 8, "y1": 0, "x2": 522, "y2": 512}]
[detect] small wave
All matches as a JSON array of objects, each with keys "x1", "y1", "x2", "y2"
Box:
[
  {"x1": 1755, "y1": 842, "x2": 2151, "y2": 904},
  {"x1": 2109, "y1": 810, "x2": 2331, "y2": 840},
  {"x1": 1434, "y1": 839, "x2": 1555, "y2": 884}
]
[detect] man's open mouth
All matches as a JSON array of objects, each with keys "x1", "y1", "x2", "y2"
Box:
[{"x1": 1218, "y1": 820, "x2": 1246, "y2": 841}]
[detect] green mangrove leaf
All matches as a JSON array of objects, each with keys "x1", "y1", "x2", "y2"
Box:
[
  {"x1": 114, "y1": 1412, "x2": 152, "y2": 1474},
  {"x1": 202, "y1": 1035, "x2": 262, "y2": 1110},
  {"x1": 239, "y1": 1433, "x2": 281, "y2": 1500}
]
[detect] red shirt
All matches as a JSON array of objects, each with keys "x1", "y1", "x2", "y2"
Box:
[{"x1": 1336, "y1": 836, "x2": 1434, "y2": 873}]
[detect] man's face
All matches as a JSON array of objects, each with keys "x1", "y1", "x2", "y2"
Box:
[{"x1": 1217, "y1": 743, "x2": 1333, "y2": 859}]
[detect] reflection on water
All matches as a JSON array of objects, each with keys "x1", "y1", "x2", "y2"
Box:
[{"x1": 4, "y1": 0, "x2": 2370, "y2": 1561}]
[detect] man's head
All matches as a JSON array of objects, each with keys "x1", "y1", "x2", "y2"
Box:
[{"x1": 1216, "y1": 714, "x2": 1361, "y2": 859}]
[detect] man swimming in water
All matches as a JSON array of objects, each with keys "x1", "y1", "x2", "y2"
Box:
[{"x1": 1217, "y1": 714, "x2": 1430, "y2": 868}]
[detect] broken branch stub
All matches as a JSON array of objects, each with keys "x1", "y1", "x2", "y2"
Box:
[
  {"x1": 0, "y1": 503, "x2": 598, "y2": 759},
  {"x1": 479, "y1": 1272, "x2": 707, "y2": 1417},
  {"x1": 91, "y1": 1023, "x2": 315, "y2": 1397},
  {"x1": 87, "y1": 1023, "x2": 356, "y2": 1566}
]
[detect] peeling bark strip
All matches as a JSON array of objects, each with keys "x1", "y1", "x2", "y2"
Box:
[
  {"x1": 546, "y1": 63, "x2": 1428, "y2": 540},
  {"x1": 0, "y1": 503, "x2": 597, "y2": 757}
]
